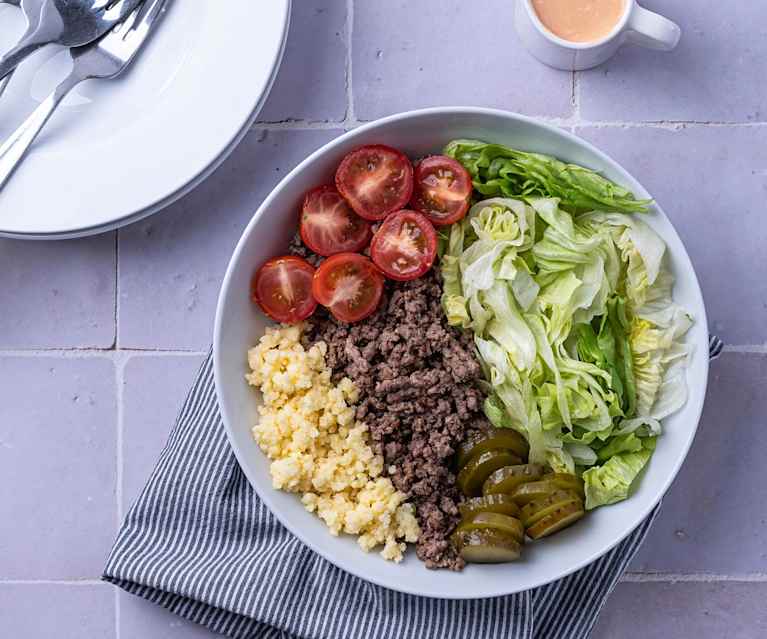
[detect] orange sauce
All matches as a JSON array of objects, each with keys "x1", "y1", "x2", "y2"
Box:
[{"x1": 531, "y1": 0, "x2": 625, "y2": 43}]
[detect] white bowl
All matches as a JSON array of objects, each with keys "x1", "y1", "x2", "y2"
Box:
[{"x1": 213, "y1": 107, "x2": 708, "y2": 599}]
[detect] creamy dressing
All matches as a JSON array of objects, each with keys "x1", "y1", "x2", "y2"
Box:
[{"x1": 531, "y1": 0, "x2": 625, "y2": 43}]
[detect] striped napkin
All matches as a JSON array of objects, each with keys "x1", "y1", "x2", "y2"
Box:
[{"x1": 103, "y1": 337, "x2": 721, "y2": 639}]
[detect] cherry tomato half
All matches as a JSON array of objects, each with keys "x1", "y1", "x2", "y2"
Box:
[
  {"x1": 370, "y1": 210, "x2": 438, "y2": 281},
  {"x1": 411, "y1": 155, "x2": 472, "y2": 226},
  {"x1": 335, "y1": 144, "x2": 414, "y2": 221},
  {"x1": 299, "y1": 185, "x2": 372, "y2": 257},
  {"x1": 312, "y1": 253, "x2": 385, "y2": 323},
  {"x1": 251, "y1": 256, "x2": 317, "y2": 323}
]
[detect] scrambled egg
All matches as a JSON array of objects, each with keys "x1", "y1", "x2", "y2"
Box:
[{"x1": 246, "y1": 324, "x2": 420, "y2": 562}]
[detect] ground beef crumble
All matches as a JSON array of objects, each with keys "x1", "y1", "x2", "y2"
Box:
[{"x1": 296, "y1": 238, "x2": 491, "y2": 570}]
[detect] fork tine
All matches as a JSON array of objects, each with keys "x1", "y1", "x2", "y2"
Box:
[
  {"x1": 120, "y1": 0, "x2": 169, "y2": 43},
  {"x1": 110, "y1": 1, "x2": 142, "y2": 34},
  {"x1": 98, "y1": 0, "x2": 169, "y2": 54},
  {"x1": 103, "y1": 0, "x2": 143, "y2": 22},
  {"x1": 135, "y1": 0, "x2": 169, "y2": 30}
]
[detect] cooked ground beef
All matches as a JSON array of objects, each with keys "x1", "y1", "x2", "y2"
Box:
[
  {"x1": 288, "y1": 234, "x2": 323, "y2": 267},
  {"x1": 300, "y1": 257, "x2": 490, "y2": 570}
]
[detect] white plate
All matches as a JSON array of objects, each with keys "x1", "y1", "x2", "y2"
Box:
[
  {"x1": 213, "y1": 108, "x2": 709, "y2": 599},
  {"x1": 0, "y1": 0, "x2": 290, "y2": 239}
]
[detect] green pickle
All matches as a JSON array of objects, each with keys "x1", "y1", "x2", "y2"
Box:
[
  {"x1": 457, "y1": 450, "x2": 521, "y2": 496},
  {"x1": 456, "y1": 512, "x2": 525, "y2": 543},
  {"x1": 482, "y1": 463, "x2": 546, "y2": 496},
  {"x1": 455, "y1": 428, "x2": 529, "y2": 469},
  {"x1": 542, "y1": 473, "x2": 585, "y2": 497},
  {"x1": 520, "y1": 490, "x2": 583, "y2": 527},
  {"x1": 459, "y1": 494, "x2": 521, "y2": 519},
  {"x1": 526, "y1": 502, "x2": 585, "y2": 540},
  {"x1": 451, "y1": 529, "x2": 522, "y2": 563},
  {"x1": 511, "y1": 473, "x2": 585, "y2": 505}
]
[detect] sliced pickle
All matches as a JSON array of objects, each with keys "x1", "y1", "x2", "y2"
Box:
[
  {"x1": 459, "y1": 495, "x2": 521, "y2": 519},
  {"x1": 451, "y1": 529, "x2": 522, "y2": 563},
  {"x1": 520, "y1": 490, "x2": 583, "y2": 527},
  {"x1": 482, "y1": 464, "x2": 547, "y2": 496},
  {"x1": 457, "y1": 450, "x2": 522, "y2": 497},
  {"x1": 542, "y1": 473, "x2": 585, "y2": 497},
  {"x1": 510, "y1": 479, "x2": 561, "y2": 505},
  {"x1": 456, "y1": 512, "x2": 525, "y2": 543},
  {"x1": 526, "y1": 502, "x2": 585, "y2": 540},
  {"x1": 512, "y1": 474, "x2": 586, "y2": 505},
  {"x1": 455, "y1": 428, "x2": 529, "y2": 469}
]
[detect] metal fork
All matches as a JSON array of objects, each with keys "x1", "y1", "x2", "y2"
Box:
[
  {"x1": 0, "y1": 0, "x2": 145, "y2": 83},
  {"x1": 0, "y1": 0, "x2": 169, "y2": 189},
  {"x1": 0, "y1": 0, "x2": 45, "y2": 97}
]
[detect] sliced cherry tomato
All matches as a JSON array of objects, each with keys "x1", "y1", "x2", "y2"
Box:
[
  {"x1": 370, "y1": 210, "x2": 438, "y2": 281},
  {"x1": 411, "y1": 155, "x2": 472, "y2": 226},
  {"x1": 312, "y1": 253, "x2": 385, "y2": 323},
  {"x1": 335, "y1": 144, "x2": 414, "y2": 221},
  {"x1": 299, "y1": 185, "x2": 372, "y2": 257},
  {"x1": 251, "y1": 256, "x2": 317, "y2": 323}
]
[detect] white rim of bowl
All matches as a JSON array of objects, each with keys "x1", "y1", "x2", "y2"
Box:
[{"x1": 213, "y1": 106, "x2": 709, "y2": 599}]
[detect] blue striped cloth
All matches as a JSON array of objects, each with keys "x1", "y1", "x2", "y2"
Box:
[{"x1": 103, "y1": 337, "x2": 716, "y2": 639}]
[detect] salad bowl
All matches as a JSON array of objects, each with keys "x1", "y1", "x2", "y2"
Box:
[{"x1": 213, "y1": 107, "x2": 708, "y2": 599}]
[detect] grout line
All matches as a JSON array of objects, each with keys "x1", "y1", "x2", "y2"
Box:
[
  {"x1": 722, "y1": 344, "x2": 767, "y2": 354},
  {"x1": 344, "y1": 0, "x2": 356, "y2": 125},
  {"x1": 252, "y1": 120, "x2": 347, "y2": 130},
  {"x1": 115, "y1": 231, "x2": 120, "y2": 350},
  {"x1": 0, "y1": 348, "x2": 208, "y2": 357},
  {"x1": 113, "y1": 232, "x2": 119, "y2": 350},
  {"x1": 115, "y1": 353, "x2": 128, "y2": 524},
  {"x1": 621, "y1": 572, "x2": 767, "y2": 583},
  {"x1": 112, "y1": 351, "x2": 130, "y2": 639},
  {"x1": 574, "y1": 119, "x2": 767, "y2": 130},
  {"x1": 115, "y1": 586, "x2": 121, "y2": 639},
  {"x1": 573, "y1": 72, "x2": 581, "y2": 122},
  {"x1": 249, "y1": 117, "x2": 767, "y2": 133}
]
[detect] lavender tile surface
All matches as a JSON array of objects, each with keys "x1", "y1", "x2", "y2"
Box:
[{"x1": 2, "y1": 1, "x2": 765, "y2": 638}]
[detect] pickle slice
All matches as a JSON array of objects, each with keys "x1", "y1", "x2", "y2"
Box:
[
  {"x1": 456, "y1": 512, "x2": 525, "y2": 543},
  {"x1": 510, "y1": 479, "x2": 560, "y2": 505},
  {"x1": 542, "y1": 473, "x2": 585, "y2": 497},
  {"x1": 482, "y1": 464, "x2": 547, "y2": 496},
  {"x1": 451, "y1": 529, "x2": 522, "y2": 563},
  {"x1": 526, "y1": 502, "x2": 585, "y2": 540},
  {"x1": 457, "y1": 450, "x2": 522, "y2": 497},
  {"x1": 455, "y1": 428, "x2": 529, "y2": 469},
  {"x1": 519, "y1": 490, "x2": 583, "y2": 527},
  {"x1": 459, "y1": 494, "x2": 521, "y2": 519}
]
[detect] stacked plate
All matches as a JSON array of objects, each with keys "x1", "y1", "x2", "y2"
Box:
[{"x1": 0, "y1": 0, "x2": 290, "y2": 239}]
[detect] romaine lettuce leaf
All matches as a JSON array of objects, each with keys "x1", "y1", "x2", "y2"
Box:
[{"x1": 443, "y1": 139, "x2": 652, "y2": 214}]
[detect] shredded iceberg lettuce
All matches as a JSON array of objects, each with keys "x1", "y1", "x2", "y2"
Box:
[{"x1": 440, "y1": 144, "x2": 693, "y2": 510}]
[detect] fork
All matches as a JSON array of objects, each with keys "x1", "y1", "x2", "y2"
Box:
[
  {"x1": 0, "y1": 0, "x2": 169, "y2": 189},
  {"x1": 0, "y1": 0, "x2": 45, "y2": 97},
  {"x1": 0, "y1": 0, "x2": 144, "y2": 83}
]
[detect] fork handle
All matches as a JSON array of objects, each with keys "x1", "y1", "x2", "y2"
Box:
[
  {"x1": 0, "y1": 37, "x2": 46, "y2": 82},
  {"x1": 0, "y1": 72, "x2": 11, "y2": 99},
  {"x1": 0, "y1": 71, "x2": 82, "y2": 190}
]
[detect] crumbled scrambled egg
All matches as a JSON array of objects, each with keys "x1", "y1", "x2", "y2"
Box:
[{"x1": 246, "y1": 324, "x2": 420, "y2": 562}]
